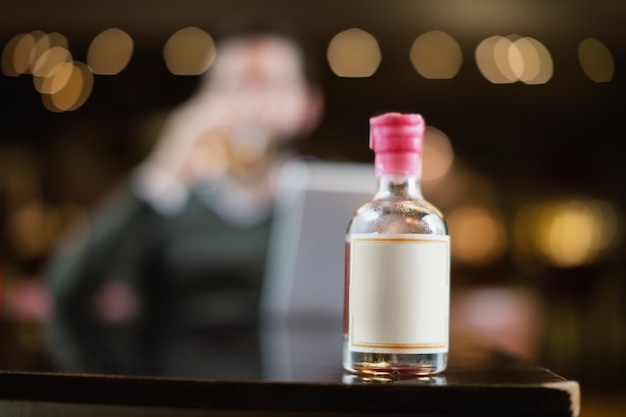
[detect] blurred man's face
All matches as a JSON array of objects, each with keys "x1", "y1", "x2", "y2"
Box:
[{"x1": 206, "y1": 35, "x2": 315, "y2": 142}]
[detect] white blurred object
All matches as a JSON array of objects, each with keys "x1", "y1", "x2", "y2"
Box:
[
  {"x1": 260, "y1": 160, "x2": 374, "y2": 379},
  {"x1": 261, "y1": 160, "x2": 374, "y2": 326}
]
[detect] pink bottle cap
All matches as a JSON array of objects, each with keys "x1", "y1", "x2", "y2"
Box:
[{"x1": 369, "y1": 112, "x2": 425, "y2": 176}]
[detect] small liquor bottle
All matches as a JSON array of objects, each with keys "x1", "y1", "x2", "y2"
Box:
[{"x1": 343, "y1": 112, "x2": 450, "y2": 375}]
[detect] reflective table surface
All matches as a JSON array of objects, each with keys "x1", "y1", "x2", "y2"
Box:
[{"x1": 1, "y1": 319, "x2": 580, "y2": 417}]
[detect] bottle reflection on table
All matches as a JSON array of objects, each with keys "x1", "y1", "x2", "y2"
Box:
[{"x1": 342, "y1": 372, "x2": 447, "y2": 385}]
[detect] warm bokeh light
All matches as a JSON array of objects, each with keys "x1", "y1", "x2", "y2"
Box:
[
  {"x1": 512, "y1": 37, "x2": 553, "y2": 84},
  {"x1": 41, "y1": 61, "x2": 94, "y2": 112},
  {"x1": 476, "y1": 35, "x2": 552, "y2": 84},
  {"x1": 409, "y1": 30, "x2": 462, "y2": 79},
  {"x1": 32, "y1": 47, "x2": 73, "y2": 93},
  {"x1": 495, "y1": 35, "x2": 523, "y2": 82},
  {"x1": 8, "y1": 199, "x2": 90, "y2": 260},
  {"x1": 26, "y1": 34, "x2": 49, "y2": 74},
  {"x1": 29, "y1": 32, "x2": 68, "y2": 74},
  {"x1": 0, "y1": 31, "x2": 98, "y2": 110},
  {"x1": 447, "y1": 205, "x2": 508, "y2": 266},
  {"x1": 10, "y1": 201, "x2": 52, "y2": 259},
  {"x1": 38, "y1": 61, "x2": 74, "y2": 95},
  {"x1": 422, "y1": 126, "x2": 454, "y2": 181},
  {"x1": 32, "y1": 45, "x2": 72, "y2": 78},
  {"x1": 476, "y1": 35, "x2": 515, "y2": 83},
  {"x1": 87, "y1": 28, "x2": 134, "y2": 75},
  {"x1": 514, "y1": 197, "x2": 623, "y2": 268},
  {"x1": 42, "y1": 32, "x2": 69, "y2": 49},
  {"x1": 1, "y1": 33, "x2": 26, "y2": 76},
  {"x1": 578, "y1": 38, "x2": 614, "y2": 83},
  {"x1": 163, "y1": 26, "x2": 216, "y2": 75},
  {"x1": 327, "y1": 28, "x2": 381, "y2": 78},
  {"x1": 1, "y1": 31, "x2": 44, "y2": 76}
]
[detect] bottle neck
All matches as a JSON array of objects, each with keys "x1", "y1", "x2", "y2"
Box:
[
  {"x1": 373, "y1": 150, "x2": 423, "y2": 200},
  {"x1": 374, "y1": 173, "x2": 423, "y2": 200}
]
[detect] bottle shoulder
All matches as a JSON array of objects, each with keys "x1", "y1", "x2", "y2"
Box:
[{"x1": 347, "y1": 198, "x2": 448, "y2": 236}]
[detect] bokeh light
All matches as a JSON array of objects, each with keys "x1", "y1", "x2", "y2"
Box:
[
  {"x1": 422, "y1": 126, "x2": 454, "y2": 181},
  {"x1": 578, "y1": 38, "x2": 614, "y2": 83},
  {"x1": 8, "y1": 199, "x2": 90, "y2": 261},
  {"x1": 28, "y1": 32, "x2": 67, "y2": 76},
  {"x1": 476, "y1": 35, "x2": 553, "y2": 84},
  {"x1": 513, "y1": 197, "x2": 623, "y2": 268},
  {"x1": 38, "y1": 60, "x2": 74, "y2": 95},
  {"x1": 512, "y1": 37, "x2": 553, "y2": 84},
  {"x1": 163, "y1": 26, "x2": 216, "y2": 75},
  {"x1": 87, "y1": 28, "x2": 134, "y2": 75},
  {"x1": 1, "y1": 31, "x2": 44, "y2": 76},
  {"x1": 409, "y1": 30, "x2": 462, "y2": 79},
  {"x1": 32, "y1": 47, "x2": 73, "y2": 93},
  {"x1": 32, "y1": 45, "x2": 72, "y2": 78},
  {"x1": 327, "y1": 28, "x2": 381, "y2": 78},
  {"x1": 1, "y1": 30, "x2": 98, "y2": 111},
  {"x1": 10, "y1": 201, "x2": 53, "y2": 259},
  {"x1": 446, "y1": 205, "x2": 508, "y2": 266},
  {"x1": 476, "y1": 35, "x2": 515, "y2": 83},
  {"x1": 1, "y1": 34, "x2": 27, "y2": 76},
  {"x1": 41, "y1": 61, "x2": 94, "y2": 112},
  {"x1": 27, "y1": 33, "x2": 51, "y2": 74}
]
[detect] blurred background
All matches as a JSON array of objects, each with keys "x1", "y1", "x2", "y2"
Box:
[{"x1": 1, "y1": 0, "x2": 624, "y2": 414}]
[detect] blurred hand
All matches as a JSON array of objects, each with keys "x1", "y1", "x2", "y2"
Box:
[
  {"x1": 146, "y1": 94, "x2": 231, "y2": 187},
  {"x1": 147, "y1": 93, "x2": 278, "y2": 187}
]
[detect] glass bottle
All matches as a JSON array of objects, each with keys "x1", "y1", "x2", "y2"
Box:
[{"x1": 343, "y1": 112, "x2": 450, "y2": 375}]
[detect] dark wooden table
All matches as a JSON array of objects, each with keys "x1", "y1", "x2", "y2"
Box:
[{"x1": 0, "y1": 320, "x2": 579, "y2": 417}]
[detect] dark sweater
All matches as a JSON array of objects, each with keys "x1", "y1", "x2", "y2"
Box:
[{"x1": 45, "y1": 182, "x2": 271, "y2": 376}]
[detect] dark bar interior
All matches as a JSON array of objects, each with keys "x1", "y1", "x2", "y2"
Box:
[{"x1": 1, "y1": 1, "x2": 624, "y2": 416}]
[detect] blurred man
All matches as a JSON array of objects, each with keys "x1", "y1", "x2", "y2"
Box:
[{"x1": 45, "y1": 21, "x2": 324, "y2": 375}]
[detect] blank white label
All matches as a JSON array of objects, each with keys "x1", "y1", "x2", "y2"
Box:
[{"x1": 349, "y1": 233, "x2": 450, "y2": 353}]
